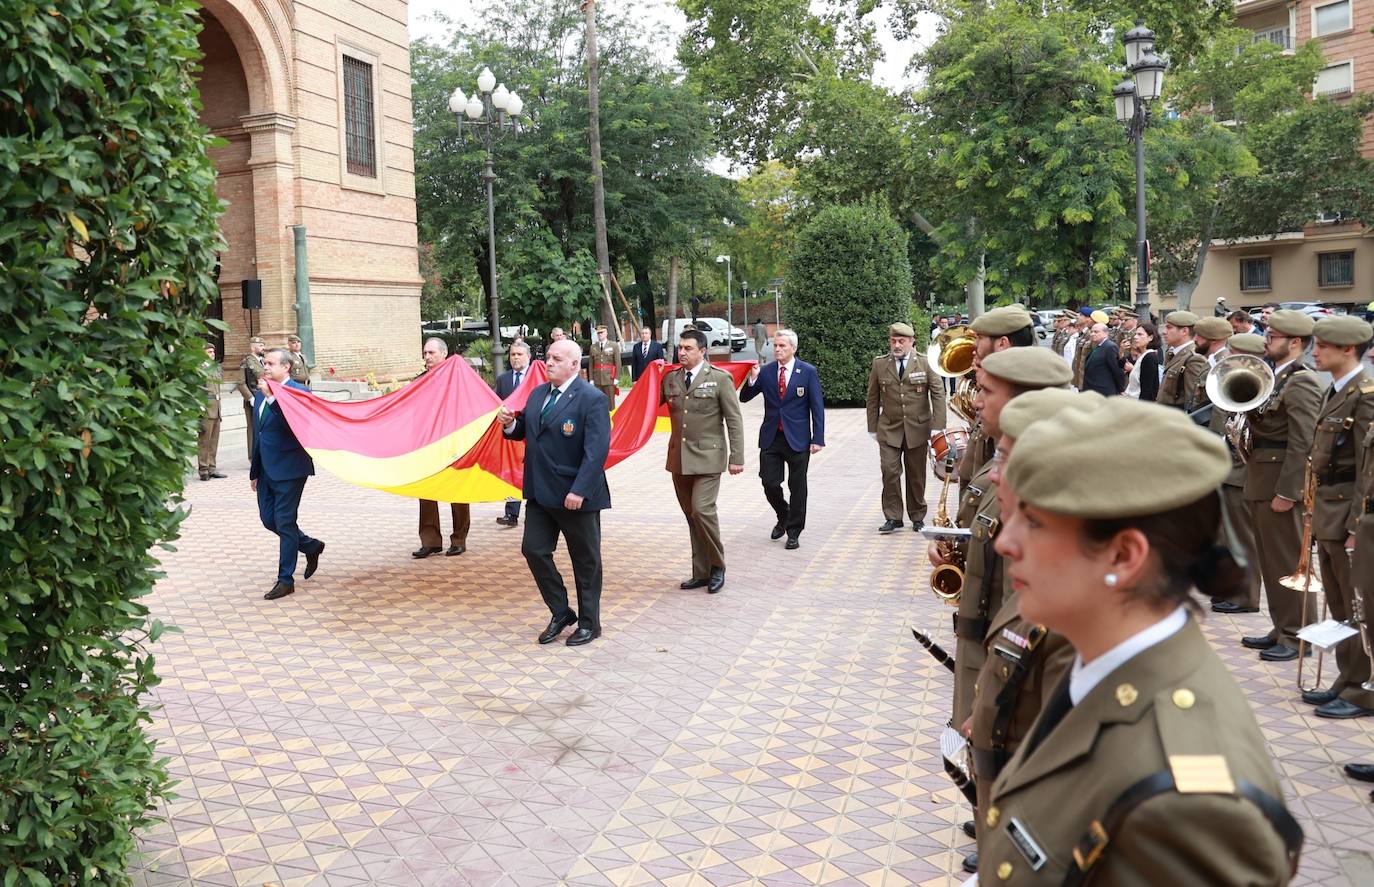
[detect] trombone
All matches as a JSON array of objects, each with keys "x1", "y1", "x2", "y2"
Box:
[
  {"x1": 1283, "y1": 459, "x2": 1327, "y2": 691},
  {"x1": 927, "y1": 325, "x2": 978, "y2": 423}
]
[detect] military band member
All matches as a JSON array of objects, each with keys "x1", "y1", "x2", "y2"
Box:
[
  {"x1": 954, "y1": 306, "x2": 1038, "y2": 490},
  {"x1": 237, "y1": 336, "x2": 267, "y2": 455},
  {"x1": 590, "y1": 325, "x2": 620, "y2": 410},
  {"x1": 662, "y1": 329, "x2": 745, "y2": 594},
  {"x1": 1239, "y1": 312, "x2": 1322, "y2": 655},
  {"x1": 866, "y1": 322, "x2": 946, "y2": 533},
  {"x1": 1302, "y1": 316, "x2": 1374, "y2": 718},
  {"x1": 286, "y1": 333, "x2": 312, "y2": 387},
  {"x1": 1187, "y1": 316, "x2": 1234, "y2": 412},
  {"x1": 1203, "y1": 331, "x2": 1262, "y2": 613},
  {"x1": 978, "y1": 398, "x2": 1302, "y2": 886},
  {"x1": 1157, "y1": 310, "x2": 1209, "y2": 410},
  {"x1": 1342, "y1": 369, "x2": 1374, "y2": 795},
  {"x1": 198, "y1": 343, "x2": 226, "y2": 480}
]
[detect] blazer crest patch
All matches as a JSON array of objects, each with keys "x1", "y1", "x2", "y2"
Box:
[{"x1": 561, "y1": 418, "x2": 576, "y2": 436}]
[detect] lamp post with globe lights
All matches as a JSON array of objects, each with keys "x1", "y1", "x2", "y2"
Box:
[
  {"x1": 715, "y1": 254, "x2": 732, "y2": 333},
  {"x1": 1113, "y1": 21, "x2": 1168, "y2": 322},
  {"x1": 449, "y1": 67, "x2": 525, "y2": 374}
]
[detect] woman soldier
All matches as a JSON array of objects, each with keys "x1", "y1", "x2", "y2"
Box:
[{"x1": 973, "y1": 397, "x2": 1302, "y2": 885}]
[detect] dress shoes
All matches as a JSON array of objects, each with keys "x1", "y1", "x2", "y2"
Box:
[
  {"x1": 445, "y1": 545, "x2": 466, "y2": 556},
  {"x1": 207, "y1": 471, "x2": 227, "y2": 479},
  {"x1": 1259, "y1": 644, "x2": 1308, "y2": 662},
  {"x1": 412, "y1": 546, "x2": 442, "y2": 559},
  {"x1": 784, "y1": 536, "x2": 800, "y2": 550},
  {"x1": 770, "y1": 522, "x2": 786, "y2": 540},
  {"x1": 1212, "y1": 600, "x2": 1259, "y2": 614},
  {"x1": 1241, "y1": 634, "x2": 1277, "y2": 651},
  {"x1": 961, "y1": 820, "x2": 976, "y2": 839},
  {"x1": 538, "y1": 613, "x2": 578, "y2": 645},
  {"x1": 495, "y1": 516, "x2": 518, "y2": 527},
  {"x1": 962, "y1": 852, "x2": 978, "y2": 874},
  {"x1": 1301, "y1": 687, "x2": 1339, "y2": 706},
  {"x1": 707, "y1": 567, "x2": 726, "y2": 594},
  {"x1": 198, "y1": 473, "x2": 210, "y2": 481},
  {"x1": 303, "y1": 541, "x2": 324, "y2": 579},
  {"x1": 1316, "y1": 699, "x2": 1374, "y2": 719},
  {"x1": 264, "y1": 582, "x2": 294, "y2": 601},
  {"x1": 911, "y1": 520, "x2": 924, "y2": 532},
  {"x1": 680, "y1": 576, "x2": 710, "y2": 589},
  {"x1": 878, "y1": 519, "x2": 903, "y2": 534},
  {"x1": 566, "y1": 626, "x2": 600, "y2": 646},
  {"x1": 1342, "y1": 762, "x2": 1374, "y2": 783}
]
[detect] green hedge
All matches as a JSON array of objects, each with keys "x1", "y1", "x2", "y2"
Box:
[
  {"x1": 787, "y1": 203, "x2": 913, "y2": 404},
  {"x1": 0, "y1": 1, "x2": 223, "y2": 881}
]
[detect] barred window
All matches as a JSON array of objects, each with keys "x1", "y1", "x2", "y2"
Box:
[
  {"x1": 342, "y1": 56, "x2": 377, "y2": 178},
  {"x1": 1240, "y1": 257, "x2": 1271, "y2": 291},
  {"x1": 1318, "y1": 251, "x2": 1354, "y2": 288}
]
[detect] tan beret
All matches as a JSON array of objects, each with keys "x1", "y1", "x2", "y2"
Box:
[
  {"x1": 1266, "y1": 309, "x2": 1314, "y2": 337},
  {"x1": 1006, "y1": 399, "x2": 1230, "y2": 518},
  {"x1": 1313, "y1": 315, "x2": 1373, "y2": 347},
  {"x1": 1091, "y1": 310, "x2": 1110, "y2": 325},
  {"x1": 971, "y1": 306, "x2": 1034, "y2": 337},
  {"x1": 286, "y1": 334, "x2": 302, "y2": 343},
  {"x1": 1228, "y1": 333, "x2": 1265, "y2": 355},
  {"x1": 1000, "y1": 389, "x2": 1105, "y2": 443},
  {"x1": 889, "y1": 322, "x2": 915, "y2": 338},
  {"x1": 1165, "y1": 311, "x2": 1199, "y2": 328},
  {"x1": 248, "y1": 336, "x2": 265, "y2": 345},
  {"x1": 978, "y1": 346, "x2": 1073, "y2": 389},
  {"x1": 1194, "y1": 317, "x2": 1232, "y2": 341}
]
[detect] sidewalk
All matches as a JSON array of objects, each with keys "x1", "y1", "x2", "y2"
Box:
[{"x1": 134, "y1": 402, "x2": 1372, "y2": 886}]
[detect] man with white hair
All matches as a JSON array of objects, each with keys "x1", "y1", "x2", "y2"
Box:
[
  {"x1": 413, "y1": 337, "x2": 470, "y2": 558},
  {"x1": 742, "y1": 328, "x2": 825, "y2": 548}
]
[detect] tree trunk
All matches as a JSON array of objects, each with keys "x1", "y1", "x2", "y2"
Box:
[
  {"x1": 583, "y1": 0, "x2": 618, "y2": 339},
  {"x1": 966, "y1": 254, "x2": 986, "y2": 320},
  {"x1": 665, "y1": 255, "x2": 680, "y2": 362},
  {"x1": 1175, "y1": 206, "x2": 1219, "y2": 313}
]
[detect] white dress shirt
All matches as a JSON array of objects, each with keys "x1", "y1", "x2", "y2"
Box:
[
  {"x1": 1333, "y1": 363, "x2": 1364, "y2": 394},
  {"x1": 1068, "y1": 606, "x2": 1188, "y2": 705}
]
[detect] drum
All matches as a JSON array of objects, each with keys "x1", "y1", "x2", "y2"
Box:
[{"x1": 929, "y1": 429, "x2": 970, "y2": 481}]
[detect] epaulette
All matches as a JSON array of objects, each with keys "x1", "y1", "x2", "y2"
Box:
[{"x1": 1359, "y1": 383, "x2": 1374, "y2": 396}]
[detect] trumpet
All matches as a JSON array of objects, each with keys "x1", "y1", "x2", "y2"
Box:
[
  {"x1": 1283, "y1": 459, "x2": 1327, "y2": 691},
  {"x1": 928, "y1": 453, "x2": 965, "y2": 604},
  {"x1": 927, "y1": 325, "x2": 979, "y2": 423},
  {"x1": 1205, "y1": 354, "x2": 1276, "y2": 463}
]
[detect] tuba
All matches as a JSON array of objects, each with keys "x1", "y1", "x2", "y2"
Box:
[
  {"x1": 927, "y1": 452, "x2": 965, "y2": 604},
  {"x1": 1283, "y1": 459, "x2": 1327, "y2": 691},
  {"x1": 927, "y1": 325, "x2": 979, "y2": 423},
  {"x1": 1206, "y1": 354, "x2": 1275, "y2": 464}
]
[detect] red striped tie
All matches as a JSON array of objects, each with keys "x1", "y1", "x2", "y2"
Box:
[{"x1": 777, "y1": 365, "x2": 786, "y2": 432}]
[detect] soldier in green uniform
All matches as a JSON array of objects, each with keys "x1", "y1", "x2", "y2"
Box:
[
  {"x1": 198, "y1": 343, "x2": 226, "y2": 480},
  {"x1": 1157, "y1": 310, "x2": 1209, "y2": 410},
  {"x1": 1203, "y1": 331, "x2": 1263, "y2": 614},
  {"x1": 953, "y1": 306, "x2": 1038, "y2": 490},
  {"x1": 236, "y1": 336, "x2": 267, "y2": 456},
  {"x1": 1049, "y1": 314, "x2": 1072, "y2": 358},
  {"x1": 1301, "y1": 315, "x2": 1374, "y2": 717},
  {"x1": 286, "y1": 333, "x2": 312, "y2": 387},
  {"x1": 661, "y1": 328, "x2": 745, "y2": 594},
  {"x1": 1069, "y1": 311, "x2": 1097, "y2": 391},
  {"x1": 1341, "y1": 365, "x2": 1374, "y2": 794},
  {"x1": 1238, "y1": 311, "x2": 1322, "y2": 656},
  {"x1": 977, "y1": 398, "x2": 1302, "y2": 885},
  {"x1": 590, "y1": 325, "x2": 620, "y2": 410},
  {"x1": 865, "y1": 322, "x2": 946, "y2": 533}
]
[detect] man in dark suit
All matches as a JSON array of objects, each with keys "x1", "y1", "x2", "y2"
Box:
[
  {"x1": 413, "y1": 338, "x2": 470, "y2": 557},
  {"x1": 629, "y1": 326, "x2": 665, "y2": 381},
  {"x1": 497, "y1": 340, "x2": 611, "y2": 647},
  {"x1": 1081, "y1": 322, "x2": 1125, "y2": 396},
  {"x1": 250, "y1": 348, "x2": 324, "y2": 601},
  {"x1": 740, "y1": 329, "x2": 825, "y2": 548},
  {"x1": 493, "y1": 341, "x2": 533, "y2": 528}
]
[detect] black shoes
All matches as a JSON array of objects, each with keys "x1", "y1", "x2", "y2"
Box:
[
  {"x1": 961, "y1": 820, "x2": 976, "y2": 839},
  {"x1": 538, "y1": 613, "x2": 577, "y2": 645},
  {"x1": 1260, "y1": 644, "x2": 1308, "y2": 662},
  {"x1": 879, "y1": 519, "x2": 903, "y2": 534},
  {"x1": 785, "y1": 536, "x2": 800, "y2": 550},
  {"x1": 680, "y1": 577, "x2": 709, "y2": 589},
  {"x1": 445, "y1": 545, "x2": 466, "y2": 556},
  {"x1": 1301, "y1": 687, "x2": 1339, "y2": 706},
  {"x1": 1316, "y1": 699, "x2": 1374, "y2": 719},
  {"x1": 495, "y1": 516, "x2": 518, "y2": 527},
  {"x1": 198, "y1": 473, "x2": 210, "y2": 481},
  {"x1": 566, "y1": 627, "x2": 600, "y2": 646},
  {"x1": 208, "y1": 471, "x2": 227, "y2": 479},
  {"x1": 770, "y1": 522, "x2": 786, "y2": 540},
  {"x1": 707, "y1": 567, "x2": 726, "y2": 594},
  {"x1": 412, "y1": 546, "x2": 442, "y2": 558},
  {"x1": 264, "y1": 582, "x2": 294, "y2": 601},
  {"x1": 962, "y1": 852, "x2": 978, "y2": 874},
  {"x1": 304, "y1": 542, "x2": 324, "y2": 579},
  {"x1": 1343, "y1": 762, "x2": 1374, "y2": 782},
  {"x1": 911, "y1": 520, "x2": 924, "y2": 531},
  {"x1": 1242, "y1": 635, "x2": 1277, "y2": 650},
  {"x1": 1213, "y1": 601, "x2": 1259, "y2": 614}
]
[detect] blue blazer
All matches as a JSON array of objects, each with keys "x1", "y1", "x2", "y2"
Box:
[
  {"x1": 740, "y1": 359, "x2": 826, "y2": 450},
  {"x1": 505, "y1": 377, "x2": 611, "y2": 511},
  {"x1": 629, "y1": 339, "x2": 665, "y2": 380},
  {"x1": 249, "y1": 380, "x2": 314, "y2": 483},
  {"x1": 494, "y1": 367, "x2": 533, "y2": 399}
]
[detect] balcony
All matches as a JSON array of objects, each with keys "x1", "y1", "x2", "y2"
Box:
[{"x1": 1252, "y1": 27, "x2": 1293, "y2": 51}]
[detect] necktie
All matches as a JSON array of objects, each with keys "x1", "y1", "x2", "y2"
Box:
[
  {"x1": 1023, "y1": 677, "x2": 1074, "y2": 760},
  {"x1": 514, "y1": 371, "x2": 521, "y2": 388},
  {"x1": 540, "y1": 387, "x2": 561, "y2": 421},
  {"x1": 684, "y1": 370, "x2": 693, "y2": 389},
  {"x1": 777, "y1": 365, "x2": 787, "y2": 432},
  {"x1": 898, "y1": 358, "x2": 906, "y2": 380},
  {"x1": 258, "y1": 397, "x2": 268, "y2": 420}
]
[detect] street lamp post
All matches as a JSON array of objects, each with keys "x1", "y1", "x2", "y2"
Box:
[
  {"x1": 715, "y1": 255, "x2": 732, "y2": 331},
  {"x1": 740, "y1": 281, "x2": 748, "y2": 336},
  {"x1": 1114, "y1": 21, "x2": 1168, "y2": 323},
  {"x1": 449, "y1": 68, "x2": 525, "y2": 374}
]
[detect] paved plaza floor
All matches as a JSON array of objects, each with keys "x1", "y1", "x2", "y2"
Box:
[{"x1": 133, "y1": 403, "x2": 1374, "y2": 886}]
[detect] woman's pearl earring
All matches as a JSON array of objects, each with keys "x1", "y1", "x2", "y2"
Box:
[{"x1": 1104, "y1": 573, "x2": 1119, "y2": 588}]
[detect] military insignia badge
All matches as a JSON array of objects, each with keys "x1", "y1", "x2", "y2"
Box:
[
  {"x1": 796, "y1": 386, "x2": 805, "y2": 397},
  {"x1": 561, "y1": 418, "x2": 576, "y2": 437}
]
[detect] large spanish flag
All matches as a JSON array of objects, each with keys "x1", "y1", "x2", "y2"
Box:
[{"x1": 267, "y1": 355, "x2": 755, "y2": 503}]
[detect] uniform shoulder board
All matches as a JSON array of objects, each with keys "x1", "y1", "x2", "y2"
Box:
[{"x1": 1360, "y1": 383, "x2": 1374, "y2": 395}]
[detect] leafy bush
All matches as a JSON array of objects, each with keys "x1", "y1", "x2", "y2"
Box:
[
  {"x1": 787, "y1": 203, "x2": 913, "y2": 404},
  {"x1": 0, "y1": 1, "x2": 223, "y2": 880},
  {"x1": 501, "y1": 227, "x2": 603, "y2": 336}
]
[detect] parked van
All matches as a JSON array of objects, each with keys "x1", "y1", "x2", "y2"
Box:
[{"x1": 661, "y1": 317, "x2": 747, "y2": 351}]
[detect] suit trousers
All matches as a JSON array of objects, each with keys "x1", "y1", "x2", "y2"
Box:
[
  {"x1": 256, "y1": 475, "x2": 319, "y2": 585},
  {"x1": 1318, "y1": 540, "x2": 1374, "y2": 705},
  {"x1": 879, "y1": 439, "x2": 929, "y2": 523},
  {"x1": 759, "y1": 436, "x2": 809, "y2": 536},
  {"x1": 418, "y1": 500, "x2": 470, "y2": 548},
  {"x1": 1220, "y1": 483, "x2": 1261, "y2": 609},
  {"x1": 673, "y1": 472, "x2": 724, "y2": 577},
  {"x1": 241, "y1": 400, "x2": 255, "y2": 458},
  {"x1": 504, "y1": 499, "x2": 522, "y2": 520},
  {"x1": 197, "y1": 415, "x2": 220, "y2": 473},
  {"x1": 522, "y1": 501, "x2": 602, "y2": 631},
  {"x1": 1250, "y1": 500, "x2": 1307, "y2": 646}
]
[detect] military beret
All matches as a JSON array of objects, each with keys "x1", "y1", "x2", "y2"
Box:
[
  {"x1": 1314, "y1": 315, "x2": 1374, "y2": 347},
  {"x1": 978, "y1": 346, "x2": 1073, "y2": 389},
  {"x1": 1228, "y1": 333, "x2": 1265, "y2": 355},
  {"x1": 1091, "y1": 310, "x2": 1110, "y2": 325},
  {"x1": 1266, "y1": 309, "x2": 1314, "y2": 337},
  {"x1": 286, "y1": 334, "x2": 302, "y2": 343},
  {"x1": 889, "y1": 322, "x2": 916, "y2": 338},
  {"x1": 1078, "y1": 306, "x2": 1095, "y2": 317},
  {"x1": 1000, "y1": 389, "x2": 1104, "y2": 443},
  {"x1": 1165, "y1": 311, "x2": 1199, "y2": 328},
  {"x1": 1007, "y1": 399, "x2": 1230, "y2": 518},
  {"x1": 972, "y1": 306, "x2": 1034, "y2": 337},
  {"x1": 1194, "y1": 317, "x2": 1232, "y2": 341},
  {"x1": 248, "y1": 336, "x2": 265, "y2": 345}
]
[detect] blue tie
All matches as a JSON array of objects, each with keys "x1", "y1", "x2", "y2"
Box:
[
  {"x1": 514, "y1": 371, "x2": 522, "y2": 388},
  {"x1": 540, "y1": 387, "x2": 560, "y2": 421}
]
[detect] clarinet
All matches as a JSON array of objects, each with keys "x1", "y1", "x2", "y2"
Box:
[{"x1": 912, "y1": 628, "x2": 957, "y2": 674}]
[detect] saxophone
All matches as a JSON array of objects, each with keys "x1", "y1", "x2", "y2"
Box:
[{"x1": 928, "y1": 454, "x2": 965, "y2": 604}]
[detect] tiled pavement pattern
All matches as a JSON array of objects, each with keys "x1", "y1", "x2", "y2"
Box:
[{"x1": 133, "y1": 403, "x2": 1374, "y2": 886}]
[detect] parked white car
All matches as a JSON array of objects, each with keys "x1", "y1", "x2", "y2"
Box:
[{"x1": 662, "y1": 317, "x2": 747, "y2": 352}]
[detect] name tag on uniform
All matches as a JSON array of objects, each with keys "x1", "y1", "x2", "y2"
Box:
[
  {"x1": 968, "y1": 485, "x2": 984, "y2": 499},
  {"x1": 1007, "y1": 818, "x2": 1048, "y2": 871}
]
